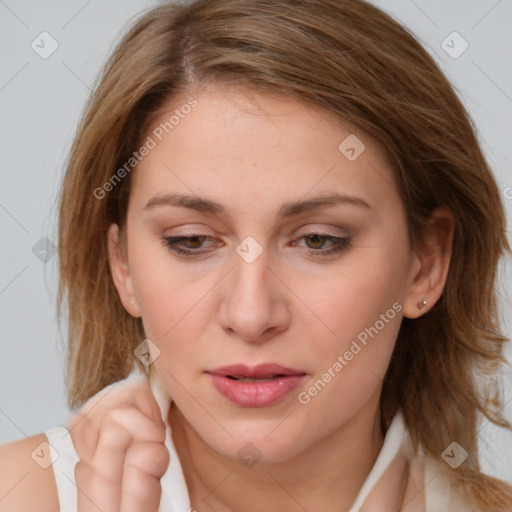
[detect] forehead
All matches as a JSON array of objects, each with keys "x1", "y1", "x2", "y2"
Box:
[{"x1": 130, "y1": 86, "x2": 401, "y2": 217}]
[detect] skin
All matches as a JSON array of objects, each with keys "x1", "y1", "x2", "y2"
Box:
[
  {"x1": 108, "y1": 85, "x2": 453, "y2": 511},
  {"x1": 0, "y1": 377, "x2": 168, "y2": 512},
  {"x1": 0, "y1": 85, "x2": 453, "y2": 512}
]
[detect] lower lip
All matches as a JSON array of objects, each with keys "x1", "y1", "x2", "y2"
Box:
[{"x1": 209, "y1": 374, "x2": 306, "y2": 407}]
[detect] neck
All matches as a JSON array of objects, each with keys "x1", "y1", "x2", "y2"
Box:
[{"x1": 168, "y1": 396, "x2": 384, "y2": 512}]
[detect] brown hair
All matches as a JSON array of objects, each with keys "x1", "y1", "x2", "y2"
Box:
[{"x1": 58, "y1": 0, "x2": 512, "y2": 508}]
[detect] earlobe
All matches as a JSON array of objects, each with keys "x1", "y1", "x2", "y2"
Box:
[
  {"x1": 403, "y1": 207, "x2": 454, "y2": 319},
  {"x1": 107, "y1": 224, "x2": 141, "y2": 318}
]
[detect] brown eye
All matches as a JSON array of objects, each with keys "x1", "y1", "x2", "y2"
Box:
[
  {"x1": 182, "y1": 235, "x2": 207, "y2": 249},
  {"x1": 162, "y1": 235, "x2": 214, "y2": 256},
  {"x1": 294, "y1": 233, "x2": 352, "y2": 256},
  {"x1": 304, "y1": 234, "x2": 329, "y2": 249}
]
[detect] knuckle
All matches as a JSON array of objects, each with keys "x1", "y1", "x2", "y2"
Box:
[
  {"x1": 97, "y1": 413, "x2": 133, "y2": 447},
  {"x1": 125, "y1": 442, "x2": 170, "y2": 478},
  {"x1": 102, "y1": 408, "x2": 130, "y2": 428}
]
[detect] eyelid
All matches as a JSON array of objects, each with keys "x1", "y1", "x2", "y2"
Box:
[
  {"x1": 162, "y1": 231, "x2": 352, "y2": 258},
  {"x1": 293, "y1": 224, "x2": 352, "y2": 244},
  {"x1": 296, "y1": 227, "x2": 350, "y2": 237},
  {"x1": 163, "y1": 226, "x2": 349, "y2": 244}
]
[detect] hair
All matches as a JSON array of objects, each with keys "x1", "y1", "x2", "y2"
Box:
[{"x1": 57, "y1": 0, "x2": 512, "y2": 508}]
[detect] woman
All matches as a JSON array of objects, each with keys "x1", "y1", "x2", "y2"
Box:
[{"x1": 1, "y1": 0, "x2": 511, "y2": 510}]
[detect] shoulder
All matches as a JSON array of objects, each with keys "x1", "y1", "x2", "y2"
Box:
[{"x1": 0, "y1": 433, "x2": 60, "y2": 512}]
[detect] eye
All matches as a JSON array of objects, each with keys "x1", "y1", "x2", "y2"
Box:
[
  {"x1": 161, "y1": 235, "x2": 216, "y2": 256},
  {"x1": 162, "y1": 232, "x2": 351, "y2": 258},
  {"x1": 294, "y1": 233, "x2": 351, "y2": 256}
]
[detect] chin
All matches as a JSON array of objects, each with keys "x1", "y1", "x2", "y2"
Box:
[{"x1": 199, "y1": 423, "x2": 310, "y2": 465}]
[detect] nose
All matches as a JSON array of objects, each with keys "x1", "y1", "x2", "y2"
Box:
[{"x1": 218, "y1": 244, "x2": 291, "y2": 345}]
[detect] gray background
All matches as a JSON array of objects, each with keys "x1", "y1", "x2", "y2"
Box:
[{"x1": 1, "y1": 0, "x2": 511, "y2": 482}]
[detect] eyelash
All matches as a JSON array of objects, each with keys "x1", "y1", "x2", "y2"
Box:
[{"x1": 161, "y1": 233, "x2": 351, "y2": 257}]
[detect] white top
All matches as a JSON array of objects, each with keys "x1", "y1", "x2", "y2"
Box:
[{"x1": 44, "y1": 365, "x2": 476, "y2": 512}]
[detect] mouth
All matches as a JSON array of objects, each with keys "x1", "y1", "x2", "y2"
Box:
[
  {"x1": 206, "y1": 363, "x2": 307, "y2": 407},
  {"x1": 208, "y1": 363, "x2": 305, "y2": 379},
  {"x1": 224, "y1": 374, "x2": 290, "y2": 383}
]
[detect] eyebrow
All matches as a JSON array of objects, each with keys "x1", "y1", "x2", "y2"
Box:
[{"x1": 143, "y1": 192, "x2": 373, "y2": 218}]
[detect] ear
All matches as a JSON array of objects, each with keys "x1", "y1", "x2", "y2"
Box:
[
  {"x1": 107, "y1": 224, "x2": 141, "y2": 318},
  {"x1": 403, "y1": 206, "x2": 454, "y2": 319}
]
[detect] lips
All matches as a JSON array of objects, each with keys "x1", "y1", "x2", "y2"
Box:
[
  {"x1": 207, "y1": 364, "x2": 306, "y2": 407},
  {"x1": 208, "y1": 363, "x2": 305, "y2": 379}
]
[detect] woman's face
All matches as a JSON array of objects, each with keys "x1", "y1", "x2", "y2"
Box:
[{"x1": 110, "y1": 86, "x2": 423, "y2": 463}]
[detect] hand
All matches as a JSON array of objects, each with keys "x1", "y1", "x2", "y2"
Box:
[{"x1": 69, "y1": 371, "x2": 170, "y2": 512}]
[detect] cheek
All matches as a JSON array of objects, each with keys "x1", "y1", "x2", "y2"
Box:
[
  {"x1": 127, "y1": 236, "x2": 191, "y2": 335},
  {"x1": 300, "y1": 240, "x2": 408, "y2": 396},
  {"x1": 297, "y1": 299, "x2": 402, "y2": 433},
  {"x1": 312, "y1": 247, "x2": 407, "y2": 340},
  {"x1": 135, "y1": 270, "x2": 209, "y2": 345}
]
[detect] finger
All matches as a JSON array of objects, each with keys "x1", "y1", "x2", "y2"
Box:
[
  {"x1": 76, "y1": 444, "x2": 169, "y2": 512},
  {"x1": 120, "y1": 442, "x2": 170, "y2": 512},
  {"x1": 91, "y1": 408, "x2": 166, "y2": 482},
  {"x1": 76, "y1": 459, "x2": 121, "y2": 512},
  {"x1": 69, "y1": 385, "x2": 164, "y2": 464},
  {"x1": 125, "y1": 441, "x2": 170, "y2": 478},
  {"x1": 76, "y1": 375, "x2": 156, "y2": 425},
  {"x1": 76, "y1": 409, "x2": 167, "y2": 512},
  {"x1": 67, "y1": 414, "x2": 97, "y2": 462}
]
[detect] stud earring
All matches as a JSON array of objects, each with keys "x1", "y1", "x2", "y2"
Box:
[
  {"x1": 417, "y1": 300, "x2": 427, "y2": 310},
  {"x1": 129, "y1": 299, "x2": 135, "y2": 305}
]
